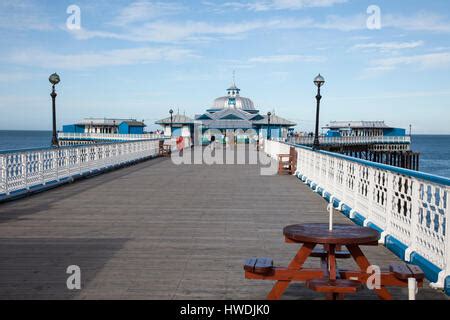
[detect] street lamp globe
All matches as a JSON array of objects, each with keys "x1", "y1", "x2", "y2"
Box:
[
  {"x1": 314, "y1": 74, "x2": 325, "y2": 88},
  {"x1": 169, "y1": 109, "x2": 174, "y2": 115},
  {"x1": 49, "y1": 73, "x2": 60, "y2": 86}
]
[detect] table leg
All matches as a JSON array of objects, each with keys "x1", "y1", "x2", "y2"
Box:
[
  {"x1": 320, "y1": 247, "x2": 330, "y2": 300},
  {"x1": 346, "y1": 245, "x2": 393, "y2": 300},
  {"x1": 327, "y1": 244, "x2": 338, "y2": 300},
  {"x1": 328, "y1": 244, "x2": 337, "y2": 280},
  {"x1": 267, "y1": 243, "x2": 316, "y2": 300}
]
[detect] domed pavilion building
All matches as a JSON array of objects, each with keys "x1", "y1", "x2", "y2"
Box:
[{"x1": 156, "y1": 82, "x2": 296, "y2": 143}]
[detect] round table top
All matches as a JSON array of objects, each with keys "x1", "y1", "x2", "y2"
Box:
[{"x1": 283, "y1": 223, "x2": 380, "y2": 245}]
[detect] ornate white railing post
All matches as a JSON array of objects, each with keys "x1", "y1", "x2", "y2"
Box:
[
  {"x1": 313, "y1": 152, "x2": 318, "y2": 182},
  {"x1": 319, "y1": 154, "x2": 325, "y2": 191},
  {"x1": 0, "y1": 155, "x2": 6, "y2": 194},
  {"x1": 63, "y1": 148, "x2": 68, "y2": 173},
  {"x1": 380, "y1": 171, "x2": 394, "y2": 244},
  {"x1": 20, "y1": 153, "x2": 27, "y2": 190},
  {"x1": 97, "y1": 145, "x2": 101, "y2": 169},
  {"x1": 405, "y1": 177, "x2": 421, "y2": 262},
  {"x1": 307, "y1": 150, "x2": 312, "y2": 177},
  {"x1": 119, "y1": 143, "x2": 123, "y2": 164},
  {"x1": 100, "y1": 145, "x2": 104, "y2": 168},
  {"x1": 341, "y1": 161, "x2": 354, "y2": 205},
  {"x1": 330, "y1": 157, "x2": 338, "y2": 198},
  {"x1": 76, "y1": 148, "x2": 81, "y2": 175},
  {"x1": 295, "y1": 148, "x2": 301, "y2": 175},
  {"x1": 53, "y1": 149, "x2": 59, "y2": 181},
  {"x1": 364, "y1": 167, "x2": 376, "y2": 226},
  {"x1": 38, "y1": 151, "x2": 44, "y2": 185},
  {"x1": 104, "y1": 144, "x2": 109, "y2": 167}
]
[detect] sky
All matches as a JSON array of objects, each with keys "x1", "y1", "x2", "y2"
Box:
[{"x1": 0, "y1": 0, "x2": 450, "y2": 133}]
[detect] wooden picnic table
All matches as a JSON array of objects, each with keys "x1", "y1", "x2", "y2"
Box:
[{"x1": 244, "y1": 223, "x2": 425, "y2": 300}]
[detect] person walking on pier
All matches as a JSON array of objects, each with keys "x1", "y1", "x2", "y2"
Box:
[
  {"x1": 210, "y1": 135, "x2": 216, "y2": 151},
  {"x1": 176, "y1": 136, "x2": 185, "y2": 156}
]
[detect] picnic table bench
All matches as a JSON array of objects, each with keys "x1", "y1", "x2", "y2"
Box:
[
  {"x1": 244, "y1": 223, "x2": 424, "y2": 300},
  {"x1": 277, "y1": 147, "x2": 297, "y2": 175},
  {"x1": 159, "y1": 140, "x2": 172, "y2": 157}
]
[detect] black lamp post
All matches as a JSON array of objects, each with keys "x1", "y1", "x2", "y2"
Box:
[
  {"x1": 49, "y1": 73, "x2": 60, "y2": 147},
  {"x1": 267, "y1": 112, "x2": 272, "y2": 140},
  {"x1": 313, "y1": 74, "x2": 325, "y2": 150},
  {"x1": 169, "y1": 109, "x2": 174, "y2": 137}
]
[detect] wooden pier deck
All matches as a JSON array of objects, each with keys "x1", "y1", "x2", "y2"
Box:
[{"x1": 0, "y1": 146, "x2": 447, "y2": 300}]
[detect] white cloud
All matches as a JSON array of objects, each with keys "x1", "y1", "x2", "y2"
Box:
[
  {"x1": 361, "y1": 52, "x2": 450, "y2": 78},
  {"x1": 328, "y1": 90, "x2": 450, "y2": 102},
  {"x1": 311, "y1": 12, "x2": 450, "y2": 33},
  {"x1": 248, "y1": 54, "x2": 325, "y2": 63},
  {"x1": 0, "y1": 72, "x2": 40, "y2": 82},
  {"x1": 68, "y1": 28, "x2": 130, "y2": 41},
  {"x1": 272, "y1": 0, "x2": 348, "y2": 9},
  {"x1": 65, "y1": 8, "x2": 450, "y2": 46},
  {"x1": 211, "y1": 0, "x2": 347, "y2": 12},
  {"x1": 111, "y1": 1, "x2": 185, "y2": 26},
  {"x1": 316, "y1": 12, "x2": 450, "y2": 33},
  {"x1": 314, "y1": 14, "x2": 366, "y2": 31},
  {"x1": 69, "y1": 18, "x2": 315, "y2": 43},
  {"x1": 314, "y1": 12, "x2": 450, "y2": 33},
  {"x1": 351, "y1": 41, "x2": 425, "y2": 52},
  {"x1": 373, "y1": 52, "x2": 450, "y2": 69},
  {"x1": 8, "y1": 47, "x2": 199, "y2": 70},
  {"x1": 384, "y1": 12, "x2": 450, "y2": 33},
  {"x1": 0, "y1": 0, "x2": 52, "y2": 30}
]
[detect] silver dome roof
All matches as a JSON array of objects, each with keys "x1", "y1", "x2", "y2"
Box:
[
  {"x1": 213, "y1": 83, "x2": 255, "y2": 110},
  {"x1": 213, "y1": 96, "x2": 255, "y2": 110}
]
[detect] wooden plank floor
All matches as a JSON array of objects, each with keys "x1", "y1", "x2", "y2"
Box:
[{"x1": 0, "y1": 146, "x2": 447, "y2": 300}]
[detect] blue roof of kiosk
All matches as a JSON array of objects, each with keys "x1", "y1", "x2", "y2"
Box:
[
  {"x1": 324, "y1": 121, "x2": 392, "y2": 129},
  {"x1": 155, "y1": 114, "x2": 194, "y2": 125},
  {"x1": 74, "y1": 118, "x2": 145, "y2": 127}
]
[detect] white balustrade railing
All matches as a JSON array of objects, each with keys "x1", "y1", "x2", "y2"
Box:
[
  {"x1": 0, "y1": 139, "x2": 162, "y2": 197},
  {"x1": 265, "y1": 139, "x2": 450, "y2": 291},
  {"x1": 289, "y1": 135, "x2": 411, "y2": 146},
  {"x1": 58, "y1": 132, "x2": 166, "y2": 141}
]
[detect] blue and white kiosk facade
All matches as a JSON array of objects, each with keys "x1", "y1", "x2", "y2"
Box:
[
  {"x1": 58, "y1": 118, "x2": 161, "y2": 146},
  {"x1": 155, "y1": 114, "x2": 195, "y2": 138},
  {"x1": 324, "y1": 121, "x2": 406, "y2": 138},
  {"x1": 323, "y1": 121, "x2": 411, "y2": 151},
  {"x1": 62, "y1": 118, "x2": 146, "y2": 135}
]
